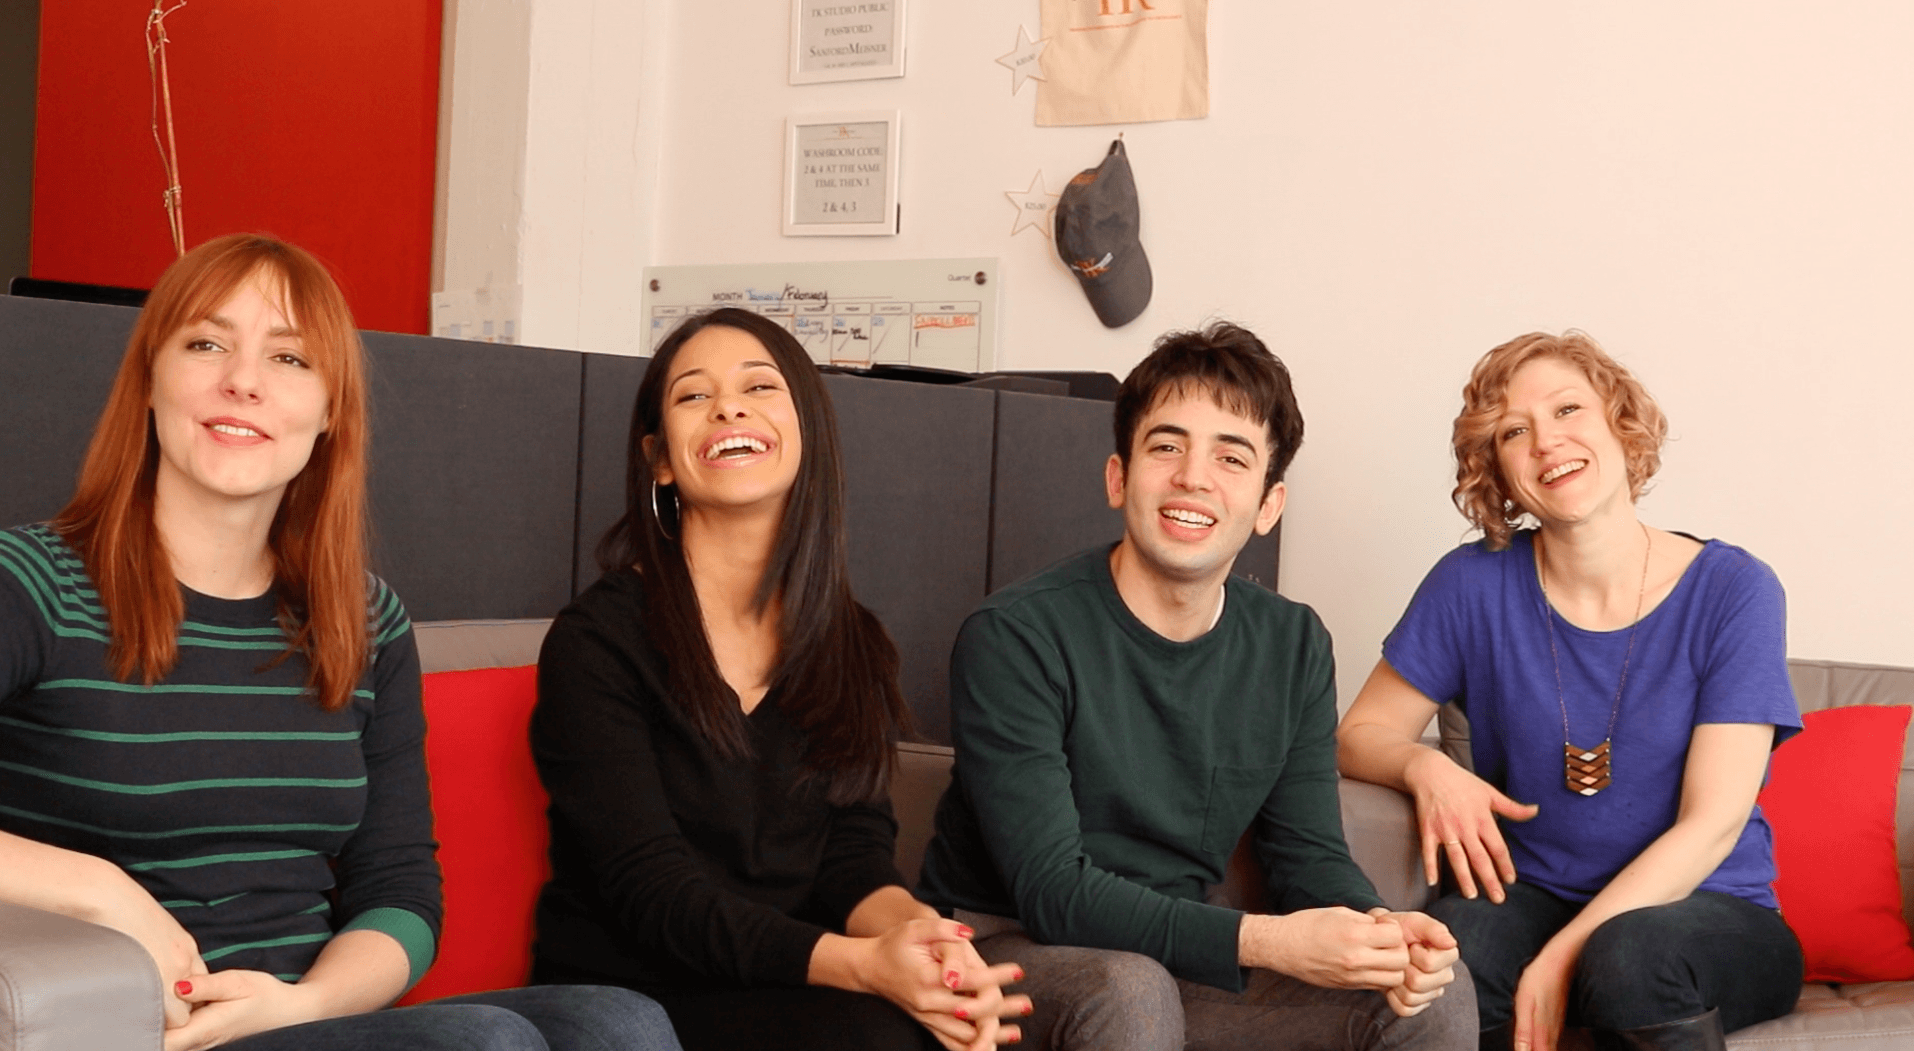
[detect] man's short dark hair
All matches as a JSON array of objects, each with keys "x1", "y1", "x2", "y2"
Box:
[{"x1": 1113, "y1": 321, "x2": 1304, "y2": 493}]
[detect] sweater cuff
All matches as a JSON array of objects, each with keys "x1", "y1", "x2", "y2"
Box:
[
  {"x1": 762, "y1": 922, "x2": 832, "y2": 987},
  {"x1": 342, "y1": 907, "x2": 437, "y2": 990},
  {"x1": 1171, "y1": 900, "x2": 1250, "y2": 993}
]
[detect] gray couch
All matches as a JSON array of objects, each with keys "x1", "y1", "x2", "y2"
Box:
[{"x1": 16, "y1": 636, "x2": 1905, "y2": 1049}]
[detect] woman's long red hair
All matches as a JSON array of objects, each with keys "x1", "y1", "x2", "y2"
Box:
[{"x1": 54, "y1": 234, "x2": 372, "y2": 711}]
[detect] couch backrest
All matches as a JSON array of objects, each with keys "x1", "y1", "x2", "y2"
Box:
[{"x1": 1439, "y1": 657, "x2": 1914, "y2": 930}]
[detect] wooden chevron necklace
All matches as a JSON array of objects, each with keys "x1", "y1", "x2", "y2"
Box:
[{"x1": 1537, "y1": 524, "x2": 1650, "y2": 797}]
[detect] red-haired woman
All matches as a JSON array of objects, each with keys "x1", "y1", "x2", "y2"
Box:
[
  {"x1": 0, "y1": 234, "x2": 680, "y2": 1051},
  {"x1": 1337, "y1": 332, "x2": 1801, "y2": 1051}
]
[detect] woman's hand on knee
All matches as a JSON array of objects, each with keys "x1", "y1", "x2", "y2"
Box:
[
  {"x1": 1512, "y1": 948, "x2": 1574, "y2": 1051},
  {"x1": 165, "y1": 970, "x2": 319, "y2": 1051},
  {"x1": 1403, "y1": 748, "x2": 1538, "y2": 904}
]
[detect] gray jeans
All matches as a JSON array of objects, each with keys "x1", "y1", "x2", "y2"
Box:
[{"x1": 971, "y1": 925, "x2": 1476, "y2": 1051}]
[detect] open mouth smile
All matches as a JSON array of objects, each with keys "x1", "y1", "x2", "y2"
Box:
[
  {"x1": 1540, "y1": 460, "x2": 1586, "y2": 485},
  {"x1": 699, "y1": 430, "x2": 774, "y2": 463},
  {"x1": 1160, "y1": 507, "x2": 1217, "y2": 529},
  {"x1": 203, "y1": 417, "x2": 270, "y2": 445}
]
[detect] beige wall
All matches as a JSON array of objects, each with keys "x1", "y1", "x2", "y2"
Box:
[{"x1": 467, "y1": 1, "x2": 1914, "y2": 700}]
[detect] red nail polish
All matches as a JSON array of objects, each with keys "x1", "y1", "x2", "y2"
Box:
[
  {"x1": 955, "y1": 1008, "x2": 969, "y2": 1021},
  {"x1": 956, "y1": 924, "x2": 975, "y2": 938},
  {"x1": 1010, "y1": 1033, "x2": 1023, "y2": 1044},
  {"x1": 945, "y1": 970, "x2": 961, "y2": 989},
  {"x1": 1012, "y1": 967, "x2": 1025, "y2": 982},
  {"x1": 1022, "y1": 1003, "x2": 1034, "y2": 1016},
  {"x1": 175, "y1": 980, "x2": 193, "y2": 996}
]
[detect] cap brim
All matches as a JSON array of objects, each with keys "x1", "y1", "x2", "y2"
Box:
[{"x1": 1073, "y1": 242, "x2": 1152, "y2": 328}]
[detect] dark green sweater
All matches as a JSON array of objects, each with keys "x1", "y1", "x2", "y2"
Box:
[{"x1": 917, "y1": 547, "x2": 1381, "y2": 992}]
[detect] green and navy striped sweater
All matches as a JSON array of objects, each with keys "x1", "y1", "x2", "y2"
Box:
[{"x1": 0, "y1": 524, "x2": 441, "y2": 984}]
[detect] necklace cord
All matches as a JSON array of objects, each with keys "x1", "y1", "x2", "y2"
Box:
[{"x1": 1538, "y1": 522, "x2": 1651, "y2": 793}]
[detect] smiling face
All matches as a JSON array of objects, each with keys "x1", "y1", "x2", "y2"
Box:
[
  {"x1": 1494, "y1": 355, "x2": 1633, "y2": 528},
  {"x1": 652, "y1": 324, "x2": 803, "y2": 518},
  {"x1": 1106, "y1": 388, "x2": 1286, "y2": 588},
  {"x1": 148, "y1": 275, "x2": 331, "y2": 519}
]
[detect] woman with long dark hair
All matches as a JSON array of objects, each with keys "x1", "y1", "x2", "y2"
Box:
[
  {"x1": 0, "y1": 234, "x2": 678, "y2": 1050},
  {"x1": 1337, "y1": 332, "x2": 1802, "y2": 1051},
  {"x1": 530, "y1": 308, "x2": 1030, "y2": 1051}
]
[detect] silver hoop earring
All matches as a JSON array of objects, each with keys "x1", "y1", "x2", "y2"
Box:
[{"x1": 650, "y1": 478, "x2": 678, "y2": 541}]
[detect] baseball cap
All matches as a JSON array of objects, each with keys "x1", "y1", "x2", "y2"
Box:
[{"x1": 1055, "y1": 138, "x2": 1152, "y2": 329}]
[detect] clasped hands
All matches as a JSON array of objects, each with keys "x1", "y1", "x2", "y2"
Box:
[
  {"x1": 864, "y1": 918, "x2": 1031, "y2": 1051},
  {"x1": 1240, "y1": 906, "x2": 1460, "y2": 1017}
]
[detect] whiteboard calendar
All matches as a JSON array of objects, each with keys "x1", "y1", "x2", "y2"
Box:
[{"x1": 641, "y1": 259, "x2": 1000, "y2": 373}]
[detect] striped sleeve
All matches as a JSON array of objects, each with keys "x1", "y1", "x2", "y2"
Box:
[
  {"x1": 0, "y1": 528, "x2": 68, "y2": 700},
  {"x1": 330, "y1": 578, "x2": 441, "y2": 987}
]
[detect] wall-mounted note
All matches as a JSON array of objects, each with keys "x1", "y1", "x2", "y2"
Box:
[
  {"x1": 784, "y1": 112, "x2": 901, "y2": 237},
  {"x1": 790, "y1": 0, "x2": 906, "y2": 84}
]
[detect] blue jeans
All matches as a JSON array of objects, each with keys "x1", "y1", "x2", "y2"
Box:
[
  {"x1": 1429, "y1": 884, "x2": 1801, "y2": 1034},
  {"x1": 220, "y1": 984, "x2": 683, "y2": 1051}
]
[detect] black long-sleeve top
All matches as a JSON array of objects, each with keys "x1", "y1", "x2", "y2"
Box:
[{"x1": 530, "y1": 568, "x2": 906, "y2": 992}]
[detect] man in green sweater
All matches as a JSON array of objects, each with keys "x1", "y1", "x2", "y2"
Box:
[{"x1": 917, "y1": 323, "x2": 1472, "y2": 1051}]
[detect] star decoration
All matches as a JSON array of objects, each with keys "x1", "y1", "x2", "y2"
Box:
[
  {"x1": 995, "y1": 25, "x2": 1049, "y2": 95},
  {"x1": 1005, "y1": 171, "x2": 1060, "y2": 238}
]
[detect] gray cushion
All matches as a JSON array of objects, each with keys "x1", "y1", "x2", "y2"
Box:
[
  {"x1": 363, "y1": 333, "x2": 583, "y2": 622},
  {"x1": 828, "y1": 375, "x2": 996, "y2": 746},
  {"x1": 0, "y1": 296, "x2": 137, "y2": 529},
  {"x1": 414, "y1": 618, "x2": 552, "y2": 674}
]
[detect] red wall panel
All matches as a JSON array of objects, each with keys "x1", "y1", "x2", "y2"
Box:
[{"x1": 31, "y1": 0, "x2": 441, "y2": 334}]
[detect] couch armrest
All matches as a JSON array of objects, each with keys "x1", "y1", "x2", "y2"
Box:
[
  {"x1": 1339, "y1": 779, "x2": 1433, "y2": 914},
  {"x1": 0, "y1": 900, "x2": 163, "y2": 1051}
]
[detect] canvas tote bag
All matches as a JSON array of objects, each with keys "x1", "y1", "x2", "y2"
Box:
[{"x1": 1036, "y1": 0, "x2": 1209, "y2": 127}]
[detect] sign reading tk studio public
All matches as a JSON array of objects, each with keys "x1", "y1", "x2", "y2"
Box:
[{"x1": 790, "y1": 0, "x2": 907, "y2": 83}]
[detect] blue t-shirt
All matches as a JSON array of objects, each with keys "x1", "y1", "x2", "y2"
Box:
[{"x1": 1382, "y1": 530, "x2": 1801, "y2": 908}]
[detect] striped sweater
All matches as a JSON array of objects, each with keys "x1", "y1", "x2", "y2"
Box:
[{"x1": 0, "y1": 524, "x2": 440, "y2": 983}]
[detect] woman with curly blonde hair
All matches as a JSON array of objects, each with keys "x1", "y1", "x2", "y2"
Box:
[{"x1": 1337, "y1": 332, "x2": 1802, "y2": 1051}]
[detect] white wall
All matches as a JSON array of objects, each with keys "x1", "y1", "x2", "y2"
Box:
[
  {"x1": 490, "y1": 2, "x2": 1914, "y2": 700},
  {"x1": 439, "y1": 0, "x2": 661, "y2": 355}
]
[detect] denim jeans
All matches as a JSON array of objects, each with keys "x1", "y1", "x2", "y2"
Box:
[
  {"x1": 220, "y1": 984, "x2": 683, "y2": 1051},
  {"x1": 1429, "y1": 884, "x2": 1802, "y2": 1033}
]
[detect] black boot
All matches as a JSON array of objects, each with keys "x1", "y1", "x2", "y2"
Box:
[
  {"x1": 1592, "y1": 1008, "x2": 1726, "y2": 1051},
  {"x1": 1479, "y1": 1022, "x2": 1514, "y2": 1051}
]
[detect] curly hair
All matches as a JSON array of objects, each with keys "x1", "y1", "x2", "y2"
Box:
[{"x1": 1452, "y1": 331, "x2": 1667, "y2": 550}]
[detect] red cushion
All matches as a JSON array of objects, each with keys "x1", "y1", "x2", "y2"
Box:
[
  {"x1": 397, "y1": 665, "x2": 550, "y2": 1004},
  {"x1": 1757, "y1": 704, "x2": 1914, "y2": 983}
]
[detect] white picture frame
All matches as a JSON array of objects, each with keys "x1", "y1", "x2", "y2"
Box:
[
  {"x1": 783, "y1": 112, "x2": 901, "y2": 237},
  {"x1": 789, "y1": 0, "x2": 906, "y2": 84}
]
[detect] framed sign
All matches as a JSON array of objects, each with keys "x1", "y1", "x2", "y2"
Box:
[
  {"x1": 783, "y1": 112, "x2": 901, "y2": 237},
  {"x1": 790, "y1": 0, "x2": 906, "y2": 84}
]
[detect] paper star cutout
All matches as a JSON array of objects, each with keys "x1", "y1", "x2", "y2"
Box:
[
  {"x1": 995, "y1": 25, "x2": 1049, "y2": 94},
  {"x1": 1005, "y1": 171, "x2": 1060, "y2": 238}
]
